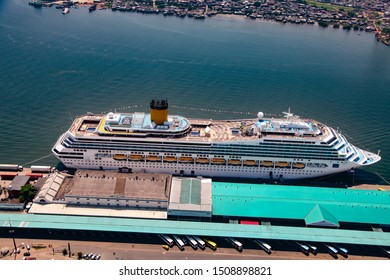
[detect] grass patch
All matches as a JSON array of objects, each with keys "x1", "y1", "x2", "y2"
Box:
[{"x1": 306, "y1": 0, "x2": 354, "y2": 12}]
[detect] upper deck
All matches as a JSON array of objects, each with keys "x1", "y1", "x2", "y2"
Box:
[{"x1": 68, "y1": 110, "x2": 329, "y2": 144}]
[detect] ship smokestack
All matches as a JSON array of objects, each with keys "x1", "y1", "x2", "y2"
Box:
[{"x1": 150, "y1": 99, "x2": 168, "y2": 125}]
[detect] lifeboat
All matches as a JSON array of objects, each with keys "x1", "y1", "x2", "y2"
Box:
[
  {"x1": 128, "y1": 154, "x2": 144, "y2": 161},
  {"x1": 163, "y1": 156, "x2": 177, "y2": 162},
  {"x1": 243, "y1": 160, "x2": 258, "y2": 166},
  {"x1": 228, "y1": 159, "x2": 242, "y2": 165},
  {"x1": 113, "y1": 154, "x2": 127, "y2": 160},
  {"x1": 146, "y1": 155, "x2": 161, "y2": 162},
  {"x1": 292, "y1": 162, "x2": 305, "y2": 169},
  {"x1": 275, "y1": 162, "x2": 290, "y2": 168},
  {"x1": 260, "y1": 161, "x2": 273, "y2": 167},
  {"x1": 196, "y1": 157, "x2": 209, "y2": 164},
  {"x1": 178, "y1": 157, "x2": 194, "y2": 163},
  {"x1": 211, "y1": 158, "x2": 226, "y2": 165}
]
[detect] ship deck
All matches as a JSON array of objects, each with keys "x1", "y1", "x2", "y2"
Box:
[{"x1": 68, "y1": 114, "x2": 329, "y2": 143}]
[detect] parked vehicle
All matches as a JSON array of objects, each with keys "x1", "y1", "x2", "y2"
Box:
[
  {"x1": 253, "y1": 240, "x2": 272, "y2": 254},
  {"x1": 192, "y1": 236, "x2": 206, "y2": 250},
  {"x1": 225, "y1": 237, "x2": 243, "y2": 252},
  {"x1": 172, "y1": 235, "x2": 185, "y2": 251},
  {"x1": 158, "y1": 234, "x2": 174, "y2": 247},
  {"x1": 185, "y1": 236, "x2": 198, "y2": 250}
]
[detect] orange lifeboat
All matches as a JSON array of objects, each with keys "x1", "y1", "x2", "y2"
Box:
[
  {"x1": 228, "y1": 159, "x2": 242, "y2": 165},
  {"x1": 243, "y1": 160, "x2": 258, "y2": 166},
  {"x1": 163, "y1": 156, "x2": 177, "y2": 162},
  {"x1": 260, "y1": 161, "x2": 273, "y2": 167},
  {"x1": 128, "y1": 154, "x2": 144, "y2": 161},
  {"x1": 146, "y1": 155, "x2": 161, "y2": 162},
  {"x1": 178, "y1": 157, "x2": 194, "y2": 163},
  {"x1": 292, "y1": 162, "x2": 305, "y2": 169},
  {"x1": 211, "y1": 158, "x2": 226, "y2": 165},
  {"x1": 196, "y1": 157, "x2": 209, "y2": 164},
  {"x1": 275, "y1": 162, "x2": 289, "y2": 168},
  {"x1": 113, "y1": 154, "x2": 127, "y2": 160}
]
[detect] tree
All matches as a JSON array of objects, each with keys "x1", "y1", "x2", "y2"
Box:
[
  {"x1": 62, "y1": 249, "x2": 68, "y2": 256},
  {"x1": 19, "y1": 184, "x2": 38, "y2": 203},
  {"x1": 77, "y1": 252, "x2": 83, "y2": 260}
]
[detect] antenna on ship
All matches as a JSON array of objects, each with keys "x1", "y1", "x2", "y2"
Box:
[{"x1": 283, "y1": 108, "x2": 297, "y2": 120}]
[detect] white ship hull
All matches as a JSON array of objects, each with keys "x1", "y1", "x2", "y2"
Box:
[
  {"x1": 53, "y1": 140, "x2": 360, "y2": 180},
  {"x1": 52, "y1": 103, "x2": 381, "y2": 181}
]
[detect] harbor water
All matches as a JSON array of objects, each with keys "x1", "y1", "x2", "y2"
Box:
[{"x1": 0, "y1": 0, "x2": 389, "y2": 185}]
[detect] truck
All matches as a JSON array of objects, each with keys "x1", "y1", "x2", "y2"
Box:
[
  {"x1": 30, "y1": 165, "x2": 53, "y2": 173},
  {"x1": 0, "y1": 164, "x2": 23, "y2": 171}
]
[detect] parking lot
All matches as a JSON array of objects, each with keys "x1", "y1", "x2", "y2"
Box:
[{"x1": 1, "y1": 228, "x2": 389, "y2": 260}]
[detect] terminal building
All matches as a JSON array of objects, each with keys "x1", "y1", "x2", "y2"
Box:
[{"x1": 2, "y1": 169, "x2": 389, "y2": 254}]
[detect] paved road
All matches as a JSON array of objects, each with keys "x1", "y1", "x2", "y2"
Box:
[{"x1": 0, "y1": 237, "x2": 387, "y2": 260}]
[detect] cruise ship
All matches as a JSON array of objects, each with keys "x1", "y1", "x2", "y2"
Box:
[{"x1": 52, "y1": 100, "x2": 381, "y2": 180}]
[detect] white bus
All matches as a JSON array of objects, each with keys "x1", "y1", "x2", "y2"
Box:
[
  {"x1": 192, "y1": 236, "x2": 206, "y2": 250},
  {"x1": 306, "y1": 243, "x2": 318, "y2": 255},
  {"x1": 225, "y1": 237, "x2": 243, "y2": 252},
  {"x1": 172, "y1": 235, "x2": 185, "y2": 251},
  {"x1": 333, "y1": 244, "x2": 348, "y2": 258},
  {"x1": 158, "y1": 234, "x2": 174, "y2": 247},
  {"x1": 253, "y1": 239, "x2": 272, "y2": 255},
  {"x1": 295, "y1": 242, "x2": 309, "y2": 256},
  {"x1": 185, "y1": 236, "x2": 198, "y2": 250},
  {"x1": 379, "y1": 246, "x2": 390, "y2": 258},
  {"x1": 324, "y1": 244, "x2": 338, "y2": 259}
]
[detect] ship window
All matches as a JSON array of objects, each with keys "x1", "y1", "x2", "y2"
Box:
[{"x1": 332, "y1": 164, "x2": 339, "y2": 168}]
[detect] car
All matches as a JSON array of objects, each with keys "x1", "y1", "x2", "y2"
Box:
[
  {"x1": 23, "y1": 252, "x2": 31, "y2": 257},
  {"x1": 82, "y1": 253, "x2": 88, "y2": 259},
  {"x1": 162, "y1": 245, "x2": 170, "y2": 251},
  {"x1": 378, "y1": 188, "x2": 386, "y2": 191},
  {"x1": 26, "y1": 245, "x2": 30, "y2": 250},
  {"x1": 1, "y1": 249, "x2": 9, "y2": 256},
  {"x1": 96, "y1": 255, "x2": 101, "y2": 260}
]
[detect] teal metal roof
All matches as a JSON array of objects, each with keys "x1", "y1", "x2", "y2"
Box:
[
  {"x1": 212, "y1": 183, "x2": 390, "y2": 225},
  {"x1": 1, "y1": 213, "x2": 390, "y2": 246},
  {"x1": 305, "y1": 204, "x2": 339, "y2": 227}
]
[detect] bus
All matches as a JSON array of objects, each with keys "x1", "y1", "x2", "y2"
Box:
[
  {"x1": 379, "y1": 246, "x2": 390, "y2": 258},
  {"x1": 253, "y1": 239, "x2": 272, "y2": 255},
  {"x1": 172, "y1": 235, "x2": 185, "y2": 251},
  {"x1": 324, "y1": 244, "x2": 338, "y2": 259},
  {"x1": 192, "y1": 236, "x2": 206, "y2": 250},
  {"x1": 333, "y1": 244, "x2": 348, "y2": 258},
  {"x1": 295, "y1": 242, "x2": 310, "y2": 256},
  {"x1": 185, "y1": 236, "x2": 198, "y2": 250},
  {"x1": 158, "y1": 234, "x2": 174, "y2": 247},
  {"x1": 306, "y1": 243, "x2": 318, "y2": 255},
  {"x1": 201, "y1": 237, "x2": 217, "y2": 251},
  {"x1": 225, "y1": 237, "x2": 243, "y2": 252}
]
